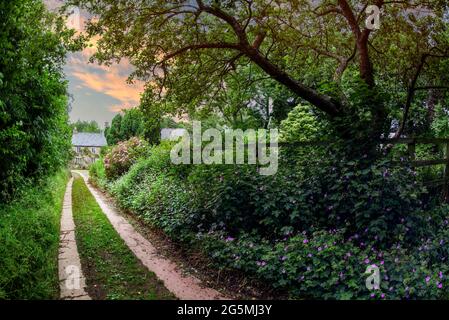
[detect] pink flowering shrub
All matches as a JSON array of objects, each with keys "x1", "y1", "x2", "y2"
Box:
[{"x1": 104, "y1": 137, "x2": 149, "y2": 180}]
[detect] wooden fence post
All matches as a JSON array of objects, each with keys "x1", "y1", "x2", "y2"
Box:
[
  {"x1": 408, "y1": 140, "x2": 416, "y2": 163},
  {"x1": 444, "y1": 142, "x2": 449, "y2": 201}
]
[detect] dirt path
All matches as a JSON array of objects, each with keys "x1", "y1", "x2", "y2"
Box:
[
  {"x1": 72, "y1": 170, "x2": 226, "y2": 300},
  {"x1": 58, "y1": 177, "x2": 91, "y2": 300}
]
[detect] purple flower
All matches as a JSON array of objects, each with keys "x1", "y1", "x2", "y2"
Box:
[
  {"x1": 425, "y1": 276, "x2": 431, "y2": 283},
  {"x1": 317, "y1": 247, "x2": 322, "y2": 252},
  {"x1": 303, "y1": 239, "x2": 309, "y2": 244},
  {"x1": 381, "y1": 293, "x2": 385, "y2": 299},
  {"x1": 364, "y1": 258, "x2": 370, "y2": 264},
  {"x1": 256, "y1": 261, "x2": 267, "y2": 267},
  {"x1": 380, "y1": 260, "x2": 384, "y2": 265},
  {"x1": 281, "y1": 256, "x2": 287, "y2": 261},
  {"x1": 307, "y1": 253, "x2": 313, "y2": 258},
  {"x1": 439, "y1": 272, "x2": 443, "y2": 279},
  {"x1": 370, "y1": 293, "x2": 375, "y2": 298},
  {"x1": 438, "y1": 282, "x2": 443, "y2": 289},
  {"x1": 225, "y1": 236, "x2": 235, "y2": 242}
]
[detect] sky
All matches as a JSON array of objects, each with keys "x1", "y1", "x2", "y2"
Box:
[{"x1": 45, "y1": 0, "x2": 145, "y2": 128}]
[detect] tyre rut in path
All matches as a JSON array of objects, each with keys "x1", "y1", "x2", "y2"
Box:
[
  {"x1": 73, "y1": 170, "x2": 226, "y2": 300},
  {"x1": 58, "y1": 177, "x2": 91, "y2": 300}
]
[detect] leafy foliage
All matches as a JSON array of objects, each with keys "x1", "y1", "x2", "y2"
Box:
[{"x1": 0, "y1": 0, "x2": 75, "y2": 202}]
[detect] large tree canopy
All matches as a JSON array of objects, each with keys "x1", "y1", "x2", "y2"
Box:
[{"x1": 69, "y1": 0, "x2": 449, "y2": 138}]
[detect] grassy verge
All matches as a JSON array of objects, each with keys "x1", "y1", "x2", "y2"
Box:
[
  {"x1": 71, "y1": 176, "x2": 174, "y2": 300},
  {"x1": 0, "y1": 170, "x2": 69, "y2": 299}
]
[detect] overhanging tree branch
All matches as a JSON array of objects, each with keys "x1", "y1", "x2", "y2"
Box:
[
  {"x1": 337, "y1": 0, "x2": 384, "y2": 86},
  {"x1": 159, "y1": 43, "x2": 241, "y2": 64},
  {"x1": 192, "y1": 0, "x2": 342, "y2": 117}
]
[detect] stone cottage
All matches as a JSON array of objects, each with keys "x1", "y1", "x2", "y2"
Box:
[{"x1": 72, "y1": 131, "x2": 107, "y2": 168}]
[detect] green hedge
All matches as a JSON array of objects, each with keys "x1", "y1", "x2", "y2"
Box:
[
  {"x1": 0, "y1": 170, "x2": 68, "y2": 299},
  {"x1": 0, "y1": 1, "x2": 72, "y2": 202},
  {"x1": 93, "y1": 141, "x2": 449, "y2": 299}
]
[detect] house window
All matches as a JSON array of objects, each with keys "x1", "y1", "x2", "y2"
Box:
[
  {"x1": 92, "y1": 147, "x2": 96, "y2": 153},
  {"x1": 77, "y1": 147, "x2": 81, "y2": 153}
]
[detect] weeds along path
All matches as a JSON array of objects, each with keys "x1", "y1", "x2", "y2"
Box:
[
  {"x1": 58, "y1": 177, "x2": 90, "y2": 300},
  {"x1": 72, "y1": 170, "x2": 226, "y2": 300}
]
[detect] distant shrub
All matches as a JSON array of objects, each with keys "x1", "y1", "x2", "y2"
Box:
[
  {"x1": 279, "y1": 104, "x2": 329, "y2": 142},
  {"x1": 89, "y1": 157, "x2": 107, "y2": 189},
  {"x1": 104, "y1": 137, "x2": 149, "y2": 180}
]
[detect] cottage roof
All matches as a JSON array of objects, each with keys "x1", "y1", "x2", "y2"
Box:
[{"x1": 72, "y1": 132, "x2": 107, "y2": 147}]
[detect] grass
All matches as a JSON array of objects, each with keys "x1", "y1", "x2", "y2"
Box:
[
  {"x1": 0, "y1": 170, "x2": 69, "y2": 299},
  {"x1": 71, "y1": 176, "x2": 174, "y2": 300}
]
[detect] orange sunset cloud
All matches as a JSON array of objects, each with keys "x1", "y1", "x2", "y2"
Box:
[{"x1": 67, "y1": 38, "x2": 145, "y2": 113}]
